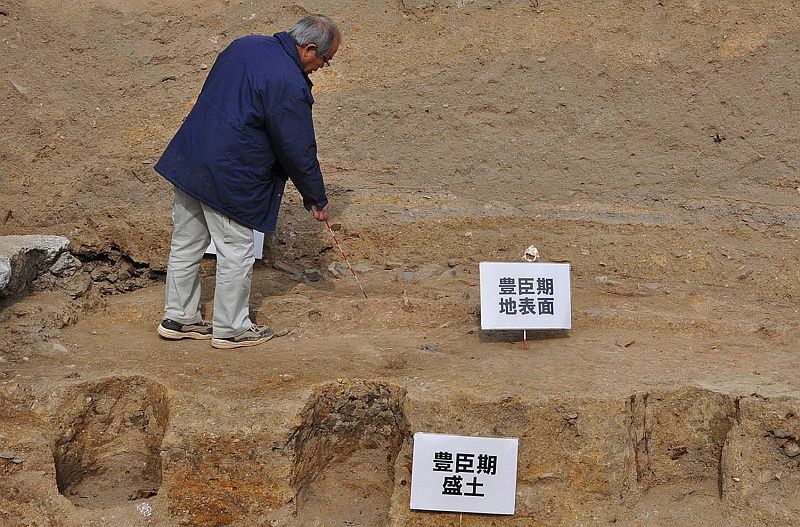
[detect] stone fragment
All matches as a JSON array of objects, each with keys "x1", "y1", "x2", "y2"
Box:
[
  {"x1": 274, "y1": 261, "x2": 302, "y2": 277},
  {"x1": 65, "y1": 273, "x2": 93, "y2": 299},
  {"x1": 49, "y1": 252, "x2": 82, "y2": 277},
  {"x1": 51, "y1": 342, "x2": 69, "y2": 354},
  {"x1": 0, "y1": 235, "x2": 69, "y2": 298},
  {"x1": 328, "y1": 261, "x2": 347, "y2": 278},
  {"x1": 418, "y1": 344, "x2": 438, "y2": 352},
  {"x1": 304, "y1": 268, "x2": 323, "y2": 282},
  {"x1": 441, "y1": 268, "x2": 457, "y2": 278},
  {"x1": 783, "y1": 441, "x2": 800, "y2": 457},
  {"x1": 353, "y1": 263, "x2": 371, "y2": 273},
  {"x1": 401, "y1": 271, "x2": 416, "y2": 281},
  {"x1": 415, "y1": 264, "x2": 443, "y2": 280},
  {"x1": 447, "y1": 259, "x2": 459, "y2": 267},
  {"x1": 773, "y1": 428, "x2": 793, "y2": 439},
  {"x1": 8, "y1": 78, "x2": 27, "y2": 95}
]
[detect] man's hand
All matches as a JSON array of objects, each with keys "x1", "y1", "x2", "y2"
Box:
[{"x1": 311, "y1": 203, "x2": 330, "y2": 221}]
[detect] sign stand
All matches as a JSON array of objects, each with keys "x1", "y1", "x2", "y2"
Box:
[{"x1": 522, "y1": 329, "x2": 527, "y2": 351}]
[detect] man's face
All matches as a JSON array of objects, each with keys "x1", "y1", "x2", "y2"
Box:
[{"x1": 298, "y1": 37, "x2": 340, "y2": 74}]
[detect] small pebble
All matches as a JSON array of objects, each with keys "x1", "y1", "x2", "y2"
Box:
[{"x1": 784, "y1": 441, "x2": 800, "y2": 457}]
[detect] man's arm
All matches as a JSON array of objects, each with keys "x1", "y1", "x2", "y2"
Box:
[{"x1": 264, "y1": 94, "x2": 329, "y2": 218}]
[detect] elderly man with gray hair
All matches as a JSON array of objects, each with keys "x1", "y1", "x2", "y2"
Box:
[{"x1": 154, "y1": 14, "x2": 341, "y2": 349}]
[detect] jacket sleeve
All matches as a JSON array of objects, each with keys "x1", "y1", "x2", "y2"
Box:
[{"x1": 264, "y1": 93, "x2": 328, "y2": 211}]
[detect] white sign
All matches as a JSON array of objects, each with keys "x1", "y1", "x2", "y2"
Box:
[
  {"x1": 206, "y1": 230, "x2": 265, "y2": 259},
  {"x1": 480, "y1": 262, "x2": 571, "y2": 330},
  {"x1": 410, "y1": 432, "x2": 519, "y2": 515}
]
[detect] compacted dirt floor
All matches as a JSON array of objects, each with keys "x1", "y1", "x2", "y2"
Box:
[{"x1": 1, "y1": 0, "x2": 799, "y2": 526}]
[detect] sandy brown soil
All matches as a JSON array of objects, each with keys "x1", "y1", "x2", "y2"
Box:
[{"x1": 1, "y1": 0, "x2": 799, "y2": 526}]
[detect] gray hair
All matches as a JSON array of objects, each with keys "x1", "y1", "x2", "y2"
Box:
[{"x1": 288, "y1": 14, "x2": 341, "y2": 58}]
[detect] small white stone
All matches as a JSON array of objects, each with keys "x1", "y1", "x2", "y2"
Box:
[
  {"x1": 136, "y1": 502, "x2": 153, "y2": 517},
  {"x1": 523, "y1": 245, "x2": 539, "y2": 262}
]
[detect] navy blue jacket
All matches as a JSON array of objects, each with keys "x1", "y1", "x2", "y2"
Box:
[{"x1": 155, "y1": 32, "x2": 328, "y2": 233}]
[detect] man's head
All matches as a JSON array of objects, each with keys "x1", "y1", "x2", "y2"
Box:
[{"x1": 289, "y1": 14, "x2": 341, "y2": 74}]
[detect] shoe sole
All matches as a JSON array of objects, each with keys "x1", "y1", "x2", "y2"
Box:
[
  {"x1": 210, "y1": 334, "x2": 274, "y2": 349},
  {"x1": 157, "y1": 325, "x2": 213, "y2": 340}
]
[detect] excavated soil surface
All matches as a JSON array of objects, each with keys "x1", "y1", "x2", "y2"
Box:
[{"x1": 1, "y1": 0, "x2": 799, "y2": 526}]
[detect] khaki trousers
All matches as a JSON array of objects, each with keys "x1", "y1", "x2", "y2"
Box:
[{"x1": 164, "y1": 187, "x2": 255, "y2": 338}]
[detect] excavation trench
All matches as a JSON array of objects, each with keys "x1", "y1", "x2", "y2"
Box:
[
  {"x1": 39, "y1": 381, "x2": 800, "y2": 525},
  {"x1": 51, "y1": 376, "x2": 169, "y2": 508},
  {"x1": 288, "y1": 380, "x2": 410, "y2": 526}
]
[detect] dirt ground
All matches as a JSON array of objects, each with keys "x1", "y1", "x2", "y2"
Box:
[{"x1": 1, "y1": 0, "x2": 799, "y2": 525}]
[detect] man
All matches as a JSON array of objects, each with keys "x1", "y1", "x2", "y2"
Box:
[{"x1": 154, "y1": 14, "x2": 340, "y2": 349}]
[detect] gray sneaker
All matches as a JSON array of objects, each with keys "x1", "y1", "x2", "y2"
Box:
[
  {"x1": 211, "y1": 325, "x2": 274, "y2": 349},
  {"x1": 157, "y1": 319, "x2": 213, "y2": 340}
]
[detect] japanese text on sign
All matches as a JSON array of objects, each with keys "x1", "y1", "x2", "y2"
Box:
[
  {"x1": 497, "y1": 276, "x2": 555, "y2": 316},
  {"x1": 434, "y1": 451, "x2": 498, "y2": 496}
]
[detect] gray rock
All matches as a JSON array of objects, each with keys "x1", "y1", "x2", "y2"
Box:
[
  {"x1": 51, "y1": 342, "x2": 69, "y2": 354},
  {"x1": 304, "y1": 268, "x2": 323, "y2": 282},
  {"x1": 441, "y1": 268, "x2": 458, "y2": 278},
  {"x1": 415, "y1": 264, "x2": 444, "y2": 280},
  {"x1": 353, "y1": 263, "x2": 371, "y2": 273},
  {"x1": 0, "y1": 235, "x2": 69, "y2": 298},
  {"x1": 48, "y1": 252, "x2": 82, "y2": 277},
  {"x1": 328, "y1": 261, "x2": 348, "y2": 279},
  {"x1": 65, "y1": 273, "x2": 93, "y2": 299},
  {"x1": 447, "y1": 259, "x2": 459, "y2": 268},
  {"x1": 274, "y1": 261, "x2": 302, "y2": 277},
  {"x1": 418, "y1": 343, "x2": 439, "y2": 352},
  {"x1": 401, "y1": 271, "x2": 416, "y2": 282},
  {"x1": 784, "y1": 441, "x2": 800, "y2": 458},
  {"x1": 8, "y1": 78, "x2": 27, "y2": 95},
  {"x1": 773, "y1": 428, "x2": 793, "y2": 439}
]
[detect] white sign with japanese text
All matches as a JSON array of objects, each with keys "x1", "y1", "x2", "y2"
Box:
[
  {"x1": 479, "y1": 262, "x2": 571, "y2": 330},
  {"x1": 206, "y1": 230, "x2": 265, "y2": 259},
  {"x1": 410, "y1": 432, "x2": 519, "y2": 515}
]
